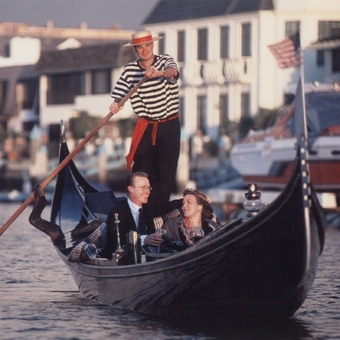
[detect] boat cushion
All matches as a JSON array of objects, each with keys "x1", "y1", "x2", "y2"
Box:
[
  {"x1": 68, "y1": 222, "x2": 107, "y2": 262},
  {"x1": 71, "y1": 219, "x2": 103, "y2": 238},
  {"x1": 153, "y1": 208, "x2": 181, "y2": 230},
  {"x1": 85, "y1": 191, "x2": 118, "y2": 221}
]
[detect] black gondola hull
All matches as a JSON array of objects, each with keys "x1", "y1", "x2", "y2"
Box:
[
  {"x1": 47, "y1": 127, "x2": 325, "y2": 318},
  {"x1": 56, "y1": 168, "x2": 322, "y2": 317}
]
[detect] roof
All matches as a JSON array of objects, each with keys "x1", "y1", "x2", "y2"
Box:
[
  {"x1": 143, "y1": 0, "x2": 274, "y2": 24},
  {"x1": 307, "y1": 39, "x2": 340, "y2": 50},
  {"x1": 35, "y1": 42, "x2": 136, "y2": 74}
]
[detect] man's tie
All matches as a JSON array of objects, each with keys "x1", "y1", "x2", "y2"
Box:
[{"x1": 138, "y1": 208, "x2": 148, "y2": 235}]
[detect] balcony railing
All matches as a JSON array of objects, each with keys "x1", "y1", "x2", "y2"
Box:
[{"x1": 181, "y1": 57, "x2": 252, "y2": 85}]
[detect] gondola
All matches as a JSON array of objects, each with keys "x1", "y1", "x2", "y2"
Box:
[{"x1": 30, "y1": 111, "x2": 326, "y2": 319}]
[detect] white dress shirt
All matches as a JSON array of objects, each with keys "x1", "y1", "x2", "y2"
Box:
[{"x1": 127, "y1": 198, "x2": 147, "y2": 245}]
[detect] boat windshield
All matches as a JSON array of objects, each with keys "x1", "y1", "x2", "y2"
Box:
[{"x1": 289, "y1": 91, "x2": 340, "y2": 136}]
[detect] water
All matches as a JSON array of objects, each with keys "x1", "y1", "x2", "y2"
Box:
[{"x1": 0, "y1": 203, "x2": 339, "y2": 340}]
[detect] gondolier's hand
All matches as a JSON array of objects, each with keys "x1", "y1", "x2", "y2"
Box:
[
  {"x1": 144, "y1": 233, "x2": 163, "y2": 246},
  {"x1": 145, "y1": 66, "x2": 162, "y2": 78},
  {"x1": 109, "y1": 102, "x2": 123, "y2": 115}
]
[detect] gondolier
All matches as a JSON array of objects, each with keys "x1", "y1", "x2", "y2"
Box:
[{"x1": 109, "y1": 30, "x2": 181, "y2": 223}]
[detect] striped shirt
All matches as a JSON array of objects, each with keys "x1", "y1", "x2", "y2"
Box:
[{"x1": 111, "y1": 54, "x2": 180, "y2": 120}]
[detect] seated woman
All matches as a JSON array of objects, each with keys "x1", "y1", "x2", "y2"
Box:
[{"x1": 162, "y1": 188, "x2": 221, "y2": 248}]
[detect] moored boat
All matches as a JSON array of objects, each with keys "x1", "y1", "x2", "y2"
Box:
[
  {"x1": 28, "y1": 116, "x2": 326, "y2": 318},
  {"x1": 230, "y1": 82, "x2": 340, "y2": 192}
]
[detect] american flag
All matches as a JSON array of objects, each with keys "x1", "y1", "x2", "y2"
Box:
[{"x1": 268, "y1": 33, "x2": 301, "y2": 69}]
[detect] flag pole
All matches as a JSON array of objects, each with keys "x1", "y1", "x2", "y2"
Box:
[
  {"x1": 298, "y1": 43, "x2": 308, "y2": 145},
  {"x1": 267, "y1": 31, "x2": 312, "y2": 268},
  {"x1": 296, "y1": 33, "x2": 312, "y2": 274}
]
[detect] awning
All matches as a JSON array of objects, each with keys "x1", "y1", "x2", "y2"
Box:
[{"x1": 307, "y1": 39, "x2": 340, "y2": 50}]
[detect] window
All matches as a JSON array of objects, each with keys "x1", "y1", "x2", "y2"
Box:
[
  {"x1": 47, "y1": 72, "x2": 85, "y2": 105},
  {"x1": 91, "y1": 69, "x2": 111, "y2": 94},
  {"x1": 179, "y1": 96, "x2": 185, "y2": 126},
  {"x1": 241, "y1": 92, "x2": 250, "y2": 117},
  {"x1": 284, "y1": 94, "x2": 295, "y2": 106},
  {"x1": 0, "y1": 81, "x2": 8, "y2": 112},
  {"x1": 197, "y1": 95, "x2": 207, "y2": 134},
  {"x1": 333, "y1": 48, "x2": 340, "y2": 72},
  {"x1": 18, "y1": 79, "x2": 38, "y2": 109},
  {"x1": 285, "y1": 21, "x2": 300, "y2": 38},
  {"x1": 158, "y1": 32, "x2": 165, "y2": 55},
  {"x1": 317, "y1": 50, "x2": 325, "y2": 67},
  {"x1": 220, "y1": 26, "x2": 229, "y2": 59},
  {"x1": 177, "y1": 31, "x2": 185, "y2": 62},
  {"x1": 319, "y1": 21, "x2": 340, "y2": 40},
  {"x1": 3, "y1": 44, "x2": 10, "y2": 57},
  {"x1": 242, "y1": 23, "x2": 251, "y2": 57},
  {"x1": 197, "y1": 28, "x2": 208, "y2": 61},
  {"x1": 219, "y1": 94, "x2": 229, "y2": 128}
]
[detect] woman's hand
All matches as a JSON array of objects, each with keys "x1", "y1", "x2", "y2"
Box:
[{"x1": 144, "y1": 233, "x2": 164, "y2": 246}]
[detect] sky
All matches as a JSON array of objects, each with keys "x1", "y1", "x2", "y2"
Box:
[{"x1": 0, "y1": 0, "x2": 160, "y2": 30}]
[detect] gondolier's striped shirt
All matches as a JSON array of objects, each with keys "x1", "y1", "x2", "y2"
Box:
[{"x1": 111, "y1": 54, "x2": 180, "y2": 120}]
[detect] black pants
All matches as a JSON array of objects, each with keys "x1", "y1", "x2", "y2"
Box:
[{"x1": 132, "y1": 117, "x2": 181, "y2": 220}]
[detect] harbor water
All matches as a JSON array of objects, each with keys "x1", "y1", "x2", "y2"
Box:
[{"x1": 0, "y1": 202, "x2": 339, "y2": 340}]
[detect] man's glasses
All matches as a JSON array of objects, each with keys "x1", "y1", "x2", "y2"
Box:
[{"x1": 134, "y1": 186, "x2": 152, "y2": 191}]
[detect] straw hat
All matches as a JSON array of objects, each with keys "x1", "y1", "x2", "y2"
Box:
[{"x1": 124, "y1": 30, "x2": 163, "y2": 46}]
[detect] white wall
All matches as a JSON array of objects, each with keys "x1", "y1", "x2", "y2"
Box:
[
  {"x1": 0, "y1": 37, "x2": 41, "y2": 66},
  {"x1": 274, "y1": 0, "x2": 340, "y2": 12}
]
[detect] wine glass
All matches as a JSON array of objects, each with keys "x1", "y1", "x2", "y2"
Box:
[
  {"x1": 155, "y1": 229, "x2": 167, "y2": 253},
  {"x1": 192, "y1": 229, "x2": 204, "y2": 241},
  {"x1": 155, "y1": 228, "x2": 167, "y2": 236}
]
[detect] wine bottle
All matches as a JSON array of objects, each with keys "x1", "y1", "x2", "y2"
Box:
[{"x1": 139, "y1": 236, "x2": 146, "y2": 263}]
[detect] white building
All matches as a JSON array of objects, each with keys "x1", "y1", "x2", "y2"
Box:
[
  {"x1": 1, "y1": 2, "x2": 340, "y2": 148},
  {"x1": 0, "y1": 22, "x2": 134, "y2": 137},
  {"x1": 0, "y1": 37, "x2": 41, "y2": 133},
  {"x1": 142, "y1": 0, "x2": 340, "y2": 140}
]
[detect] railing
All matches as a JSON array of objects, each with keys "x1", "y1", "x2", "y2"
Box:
[{"x1": 181, "y1": 57, "x2": 252, "y2": 85}]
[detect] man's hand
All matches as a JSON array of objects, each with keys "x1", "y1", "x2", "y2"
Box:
[
  {"x1": 109, "y1": 102, "x2": 123, "y2": 114},
  {"x1": 145, "y1": 66, "x2": 162, "y2": 78},
  {"x1": 144, "y1": 233, "x2": 164, "y2": 246}
]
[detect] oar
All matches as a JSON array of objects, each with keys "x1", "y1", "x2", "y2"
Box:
[{"x1": 0, "y1": 75, "x2": 148, "y2": 236}]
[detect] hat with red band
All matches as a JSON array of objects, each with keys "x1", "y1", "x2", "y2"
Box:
[{"x1": 124, "y1": 30, "x2": 162, "y2": 46}]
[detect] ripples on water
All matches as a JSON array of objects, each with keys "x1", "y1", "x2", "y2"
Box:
[{"x1": 0, "y1": 203, "x2": 339, "y2": 340}]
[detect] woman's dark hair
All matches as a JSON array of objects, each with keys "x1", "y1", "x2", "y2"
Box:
[{"x1": 183, "y1": 188, "x2": 213, "y2": 219}]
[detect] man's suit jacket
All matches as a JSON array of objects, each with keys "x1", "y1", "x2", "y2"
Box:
[
  {"x1": 101, "y1": 198, "x2": 144, "y2": 258},
  {"x1": 101, "y1": 197, "x2": 183, "y2": 258}
]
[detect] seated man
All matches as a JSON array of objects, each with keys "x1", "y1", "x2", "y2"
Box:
[
  {"x1": 100, "y1": 171, "x2": 165, "y2": 258},
  {"x1": 82, "y1": 171, "x2": 181, "y2": 262}
]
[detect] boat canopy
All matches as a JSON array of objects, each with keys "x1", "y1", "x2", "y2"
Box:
[{"x1": 289, "y1": 91, "x2": 340, "y2": 143}]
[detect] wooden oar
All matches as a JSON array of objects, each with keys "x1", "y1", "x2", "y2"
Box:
[{"x1": 0, "y1": 75, "x2": 148, "y2": 236}]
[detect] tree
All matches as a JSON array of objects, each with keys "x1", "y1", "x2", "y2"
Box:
[
  {"x1": 238, "y1": 116, "x2": 255, "y2": 139},
  {"x1": 255, "y1": 107, "x2": 282, "y2": 130}
]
